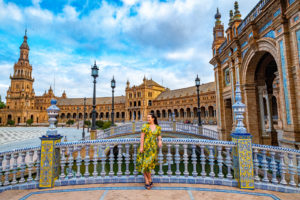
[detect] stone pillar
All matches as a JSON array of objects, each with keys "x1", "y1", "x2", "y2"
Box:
[
  {"x1": 39, "y1": 99, "x2": 63, "y2": 189},
  {"x1": 265, "y1": 92, "x2": 278, "y2": 146},
  {"x1": 90, "y1": 130, "x2": 97, "y2": 140},
  {"x1": 258, "y1": 86, "x2": 266, "y2": 135},
  {"x1": 132, "y1": 121, "x2": 136, "y2": 133},
  {"x1": 231, "y1": 83, "x2": 254, "y2": 189}
]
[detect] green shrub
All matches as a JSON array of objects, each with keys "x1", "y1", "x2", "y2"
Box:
[
  {"x1": 26, "y1": 119, "x2": 33, "y2": 126},
  {"x1": 66, "y1": 119, "x2": 75, "y2": 126},
  {"x1": 102, "y1": 121, "x2": 112, "y2": 129},
  {"x1": 96, "y1": 120, "x2": 104, "y2": 128},
  {"x1": 84, "y1": 120, "x2": 91, "y2": 127},
  {"x1": 7, "y1": 120, "x2": 15, "y2": 126}
]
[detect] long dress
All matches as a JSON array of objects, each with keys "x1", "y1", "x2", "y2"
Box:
[{"x1": 136, "y1": 123, "x2": 161, "y2": 173}]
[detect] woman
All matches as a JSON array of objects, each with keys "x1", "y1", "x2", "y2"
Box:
[{"x1": 136, "y1": 113, "x2": 162, "y2": 190}]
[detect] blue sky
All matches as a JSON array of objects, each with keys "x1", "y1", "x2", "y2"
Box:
[{"x1": 0, "y1": 0, "x2": 258, "y2": 101}]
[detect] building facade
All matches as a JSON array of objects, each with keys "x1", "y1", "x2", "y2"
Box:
[
  {"x1": 0, "y1": 33, "x2": 217, "y2": 125},
  {"x1": 210, "y1": 0, "x2": 300, "y2": 148}
]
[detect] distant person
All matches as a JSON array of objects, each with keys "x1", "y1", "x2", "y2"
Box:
[{"x1": 136, "y1": 113, "x2": 162, "y2": 190}]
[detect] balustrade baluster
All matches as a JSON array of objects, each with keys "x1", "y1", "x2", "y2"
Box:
[
  {"x1": 117, "y1": 144, "x2": 123, "y2": 177},
  {"x1": 217, "y1": 146, "x2": 223, "y2": 178},
  {"x1": 3, "y1": 154, "x2": 11, "y2": 186},
  {"x1": 100, "y1": 145, "x2": 106, "y2": 177},
  {"x1": 208, "y1": 146, "x2": 215, "y2": 177},
  {"x1": 35, "y1": 150, "x2": 41, "y2": 181},
  {"x1": 76, "y1": 146, "x2": 82, "y2": 178},
  {"x1": 191, "y1": 144, "x2": 197, "y2": 177},
  {"x1": 261, "y1": 150, "x2": 269, "y2": 182},
  {"x1": 175, "y1": 144, "x2": 181, "y2": 176},
  {"x1": 125, "y1": 144, "x2": 130, "y2": 176},
  {"x1": 279, "y1": 152, "x2": 287, "y2": 185},
  {"x1": 11, "y1": 153, "x2": 18, "y2": 185},
  {"x1": 93, "y1": 145, "x2": 98, "y2": 178},
  {"x1": 253, "y1": 148, "x2": 260, "y2": 181},
  {"x1": 288, "y1": 153, "x2": 296, "y2": 187},
  {"x1": 297, "y1": 155, "x2": 300, "y2": 187},
  {"x1": 158, "y1": 146, "x2": 164, "y2": 176},
  {"x1": 183, "y1": 144, "x2": 189, "y2": 177},
  {"x1": 270, "y1": 151, "x2": 278, "y2": 184},
  {"x1": 68, "y1": 146, "x2": 74, "y2": 179},
  {"x1": 84, "y1": 145, "x2": 90, "y2": 178},
  {"x1": 19, "y1": 152, "x2": 26, "y2": 183},
  {"x1": 200, "y1": 145, "x2": 206, "y2": 177},
  {"x1": 27, "y1": 150, "x2": 34, "y2": 182},
  {"x1": 133, "y1": 144, "x2": 138, "y2": 176},
  {"x1": 167, "y1": 144, "x2": 172, "y2": 176},
  {"x1": 109, "y1": 144, "x2": 114, "y2": 177},
  {"x1": 0, "y1": 155, "x2": 3, "y2": 186},
  {"x1": 60, "y1": 147, "x2": 66, "y2": 179}
]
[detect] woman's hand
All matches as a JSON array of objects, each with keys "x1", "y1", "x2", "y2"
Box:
[
  {"x1": 139, "y1": 146, "x2": 144, "y2": 153},
  {"x1": 158, "y1": 140, "x2": 162, "y2": 148}
]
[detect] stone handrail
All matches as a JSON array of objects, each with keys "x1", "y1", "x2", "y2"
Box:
[
  {"x1": 1, "y1": 138, "x2": 300, "y2": 193},
  {"x1": 99, "y1": 121, "x2": 219, "y2": 140}
]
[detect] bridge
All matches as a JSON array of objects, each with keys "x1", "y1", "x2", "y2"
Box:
[{"x1": 97, "y1": 121, "x2": 219, "y2": 140}]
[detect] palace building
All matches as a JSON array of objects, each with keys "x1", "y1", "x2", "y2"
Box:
[
  {"x1": 0, "y1": 33, "x2": 217, "y2": 126},
  {"x1": 210, "y1": 0, "x2": 300, "y2": 148}
]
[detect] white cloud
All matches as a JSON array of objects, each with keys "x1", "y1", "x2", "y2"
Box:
[{"x1": 0, "y1": 0, "x2": 260, "y2": 100}]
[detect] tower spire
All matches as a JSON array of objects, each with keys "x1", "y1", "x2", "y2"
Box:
[
  {"x1": 215, "y1": 8, "x2": 221, "y2": 25},
  {"x1": 234, "y1": 1, "x2": 241, "y2": 20},
  {"x1": 229, "y1": 10, "x2": 234, "y2": 26}
]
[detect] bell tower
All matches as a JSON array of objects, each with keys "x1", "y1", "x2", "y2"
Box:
[
  {"x1": 6, "y1": 30, "x2": 35, "y2": 111},
  {"x1": 212, "y1": 8, "x2": 225, "y2": 56}
]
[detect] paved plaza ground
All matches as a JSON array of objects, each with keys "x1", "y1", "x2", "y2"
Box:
[{"x1": 0, "y1": 183, "x2": 299, "y2": 200}]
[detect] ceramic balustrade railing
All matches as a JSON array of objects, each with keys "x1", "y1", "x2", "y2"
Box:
[
  {"x1": 55, "y1": 138, "x2": 235, "y2": 184},
  {"x1": 98, "y1": 121, "x2": 219, "y2": 140},
  {"x1": 0, "y1": 146, "x2": 41, "y2": 187},
  {"x1": 252, "y1": 144, "x2": 300, "y2": 188}
]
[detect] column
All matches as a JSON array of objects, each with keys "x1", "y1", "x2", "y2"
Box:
[
  {"x1": 39, "y1": 99, "x2": 63, "y2": 188},
  {"x1": 258, "y1": 86, "x2": 266, "y2": 135}
]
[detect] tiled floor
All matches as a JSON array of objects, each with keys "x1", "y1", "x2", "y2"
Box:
[{"x1": 1, "y1": 183, "x2": 299, "y2": 200}]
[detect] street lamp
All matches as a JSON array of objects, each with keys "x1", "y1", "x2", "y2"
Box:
[
  {"x1": 91, "y1": 61, "x2": 99, "y2": 131},
  {"x1": 76, "y1": 106, "x2": 79, "y2": 129},
  {"x1": 111, "y1": 76, "x2": 116, "y2": 126},
  {"x1": 195, "y1": 74, "x2": 202, "y2": 127},
  {"x1": 82, "y1": 97, "x2": 86, "y2": 140}
]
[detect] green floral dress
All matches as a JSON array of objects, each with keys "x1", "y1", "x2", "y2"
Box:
[{"x1": 136, "y1": 123, "x2": 161, "y2": 173}]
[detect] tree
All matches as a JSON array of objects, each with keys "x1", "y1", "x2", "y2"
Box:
[
  {"x1": 0, "y1": 95, "x2": 5, "y2": 109},
  {"x1": 26, "y1": 119, "x2": 33, "y2": 126},
  {"x1": 7, "y1": 120, "x2": 15, "y2": 126}
]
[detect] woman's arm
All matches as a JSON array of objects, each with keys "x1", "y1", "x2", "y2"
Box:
[
  {"x1": 139, "y1": 132, "x2": 145, "y2": 153},
  {"x1": 157, "y1": 135, "x2": 162, "y2": 148}
]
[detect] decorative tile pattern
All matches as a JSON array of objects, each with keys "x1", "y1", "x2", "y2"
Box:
[
  {"x1": 39, "y1": 136, "x2": 62, "y2": 188},
  {"x1": 273, "y1": 9, "x2": 280, "y2": 18},
  {"x1": 279, "y1": 40, "x2": 291, "y2": 124},
  {"x1": 259, "y1": 20, "x2": 272, "y2": 33},
  {"x1": 241, "y1": 41, "x2": 248, "y2": 49},
  {"x1": 263, "y1": 30, "x2": 275, "y2": 39},
  {"x1": 296, "y1": 30, "x2": 300, "y2": 65},
  {"x1": 224, "y1": 68, "x2": 230, "y2": 86}
]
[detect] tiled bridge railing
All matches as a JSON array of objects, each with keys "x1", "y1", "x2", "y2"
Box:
[
  {"x1": 1, "y1": 138, "x2": 300, "y2": 193},
  {"x1": 100, "y1": 121, "x2": 219, "y2": 140}
]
